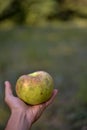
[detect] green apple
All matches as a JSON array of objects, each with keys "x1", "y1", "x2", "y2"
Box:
[{"x1": 16, "y1": 71, "x2": 54, "y2": 105}]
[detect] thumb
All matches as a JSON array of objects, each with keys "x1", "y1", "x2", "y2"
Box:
[
  {"x1": 45, "y1": 89, "x2": 58, "y2": 107},
  {"x1": 4, "y1": 81, "x2": 13, "y2": 103}
]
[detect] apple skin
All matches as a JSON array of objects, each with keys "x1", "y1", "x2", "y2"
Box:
[{"x1": 16, "y1": 71, "x2": 54, "y2": 105}]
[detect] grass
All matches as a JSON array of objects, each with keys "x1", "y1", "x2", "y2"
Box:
[{"x1": 0, "y1": 25, "x2": 87, "y2": 130}]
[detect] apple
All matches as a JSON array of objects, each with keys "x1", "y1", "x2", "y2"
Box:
[{"x1": 16, "y1": 71, "x2": 54, "y2": 105}]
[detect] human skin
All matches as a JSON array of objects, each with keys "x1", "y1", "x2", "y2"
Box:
[{"x1": 4, "y1": 81, "x2": 58, "y2": 130}]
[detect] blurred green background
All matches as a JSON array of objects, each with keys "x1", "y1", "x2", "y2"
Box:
[{"x1": 0, "y1": 0, "x2": 87, "y2": 130}]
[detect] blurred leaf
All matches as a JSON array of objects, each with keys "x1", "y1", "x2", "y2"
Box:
[
  {"x1": 22, "y1": 0, "x2": 56, "y2": 24},
  {"x1": 0, "y1": 0, "x2": 13, "y2": 14}
]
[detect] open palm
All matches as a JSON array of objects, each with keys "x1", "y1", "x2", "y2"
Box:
[{"x1": 5, "y1": 81, "x2": 58, "y2": 124}]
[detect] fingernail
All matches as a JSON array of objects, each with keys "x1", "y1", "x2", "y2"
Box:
[{"x1": 4, "y1": 81, "x2": 9, "y2": 85}]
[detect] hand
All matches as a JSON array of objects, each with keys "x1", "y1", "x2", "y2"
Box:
[{"x1": 5, "y1": 81, "x2": 58, "y2": 125}]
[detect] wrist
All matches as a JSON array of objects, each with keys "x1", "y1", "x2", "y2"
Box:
[
  {"x1": 12, "y1": 109, "x2": 32, "y2": 128},
  {"x1": 6, "y1": 109, "x2": 32, "y2": 130}
]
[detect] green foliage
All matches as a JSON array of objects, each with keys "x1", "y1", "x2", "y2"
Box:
[
  {"x1": 55, "y1": 0, "x2": 87, "y2": 20},
  {"x1": 22, "y1": 0, "x2": 56, "y2": 24},
  {"x1": 0, "y1": 0, "x2": 13, "y2": 15},
  {"x1": 0, "y1": 0, "x2": 25, "y2": 24},
  {"x1": 0, "y1": 0, "x2": 87, "y2": 26}
]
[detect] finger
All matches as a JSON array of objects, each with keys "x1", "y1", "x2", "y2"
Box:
[
  {"x1": 29, "y1": 89, "x2": 58, "y2": 123},
  {"x1": 4, "y1": 81, "x2": 13, "y2": 100},
  {"x1": 38, "y1": 89, "x2": 58, "y2": 109},
  {"x1": 45, "y1": 89, "x2": 58, "y2": 107}
]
